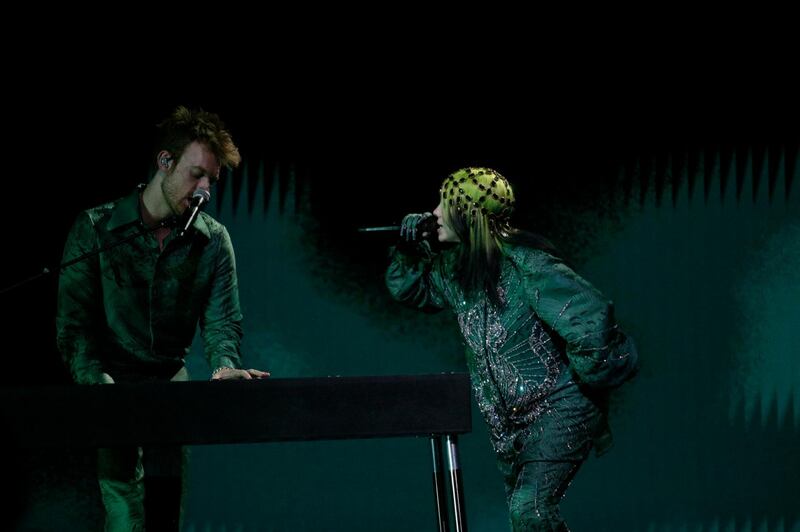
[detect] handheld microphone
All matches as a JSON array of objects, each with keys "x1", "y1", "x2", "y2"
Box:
[
  {"x1": 358, "y1": 215, "x2": 438, "y2": 240},
  {"x1": 357, "y1": 226, "x2": 401, "y2": 232},
  {"x1": 178, "y1": 189, "x2": 211, "y2": 238}
]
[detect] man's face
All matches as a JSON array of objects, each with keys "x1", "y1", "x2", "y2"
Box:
[{"x1": 161, "y1": 141, "x2": 221, "y2": 216}]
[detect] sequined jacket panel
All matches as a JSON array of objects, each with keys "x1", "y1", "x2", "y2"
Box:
[{"x1": 386, "y1": 243, "x2": 637, "y2": 456}]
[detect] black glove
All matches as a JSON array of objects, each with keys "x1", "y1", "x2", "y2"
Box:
[
  {"x1": 399, "y1": 212, "x2": 436, "y2": 242},
  {"x1": 396, "y1": 212, "x2": 439, "y2": 258}
]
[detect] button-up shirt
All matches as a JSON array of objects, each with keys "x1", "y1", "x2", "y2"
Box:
[{"x1": 56, "y1": 185, "x2": 243, "y2": 383}]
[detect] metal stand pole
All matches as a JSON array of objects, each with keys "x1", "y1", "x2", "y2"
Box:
[{"x1": 446, "y1": 434, "x2": 467, "y2": 532}]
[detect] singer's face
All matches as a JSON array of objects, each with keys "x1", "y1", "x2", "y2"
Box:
[
  {"x1": 161, "y1": 141, "x2": 221, "y2": 216},
  {"x1": 433, "y1": 202, "x2": 460, "y2": 243}
]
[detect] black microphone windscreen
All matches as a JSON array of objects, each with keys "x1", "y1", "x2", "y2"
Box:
[{"x1": 192, "y1": 189, "x2": 211, "y2": 204}]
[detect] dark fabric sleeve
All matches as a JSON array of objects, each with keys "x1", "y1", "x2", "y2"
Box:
[
  {"x1": 385, "y1": 243, "x2": 449, "y2": 313},
  {"x1": 200, "y1": 226, "x2": 244, "y2": 370},
  {"x1": 56, "y1": 212, "x2": 107, "y2": 384},
  {"x1": 520, "y1": 249, "x2": 638, "y2": 389}
]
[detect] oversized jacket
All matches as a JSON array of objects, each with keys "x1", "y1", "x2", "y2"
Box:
[{"x1": 386, "y1": 242, "x2": 638, "y2": 458}]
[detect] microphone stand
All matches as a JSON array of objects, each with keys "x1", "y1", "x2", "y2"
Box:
[{"x1": 0, "y1": 217, "x2": 178, "y2": 297}]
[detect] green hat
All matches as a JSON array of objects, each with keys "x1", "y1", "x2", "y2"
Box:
[{"x1": 440, "y1": 167, "x2": 515, "y2": 231}]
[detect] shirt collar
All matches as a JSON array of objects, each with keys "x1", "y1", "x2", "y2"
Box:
[{"x1": 107, "y1": 184, "x2": 211, "y2": 240}]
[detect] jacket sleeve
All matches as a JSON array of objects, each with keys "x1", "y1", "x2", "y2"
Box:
[
  {"x1": 200, "y1": 226, "x2": 244, "y2": 370},
  {"x1": 385, "y1": 242, "x2": 449, "y2": 313},
  {"x1": 520, "y1": 249, "x2": 638, "y2": 389},
  {"x1": 56, "y1": 212, "x2": 107, "y2": 384}
]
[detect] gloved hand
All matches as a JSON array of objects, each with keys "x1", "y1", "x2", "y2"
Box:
[
  {"x1": 399, "y1": 212, "x2": 436, "y2": 241},
  {"x1": 397, "y1": 212, "x2": 439, "y2": 258}
]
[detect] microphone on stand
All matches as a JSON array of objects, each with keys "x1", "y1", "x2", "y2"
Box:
[{"x1": 178, "y1": 189, "x2": 211, "y2": 238}]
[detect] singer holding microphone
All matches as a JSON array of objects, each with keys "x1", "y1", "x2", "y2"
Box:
[
  {"x1": 385, "y1": 167, "x2": 638, "y2": 531},
  {"x1": 56, "y1": 106, "x2": 268, "y2": 531}
]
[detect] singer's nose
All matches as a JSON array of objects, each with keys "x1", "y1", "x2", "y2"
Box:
[{"x1": 196, "y1": 176, "x2": 211, "y2": 192}]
